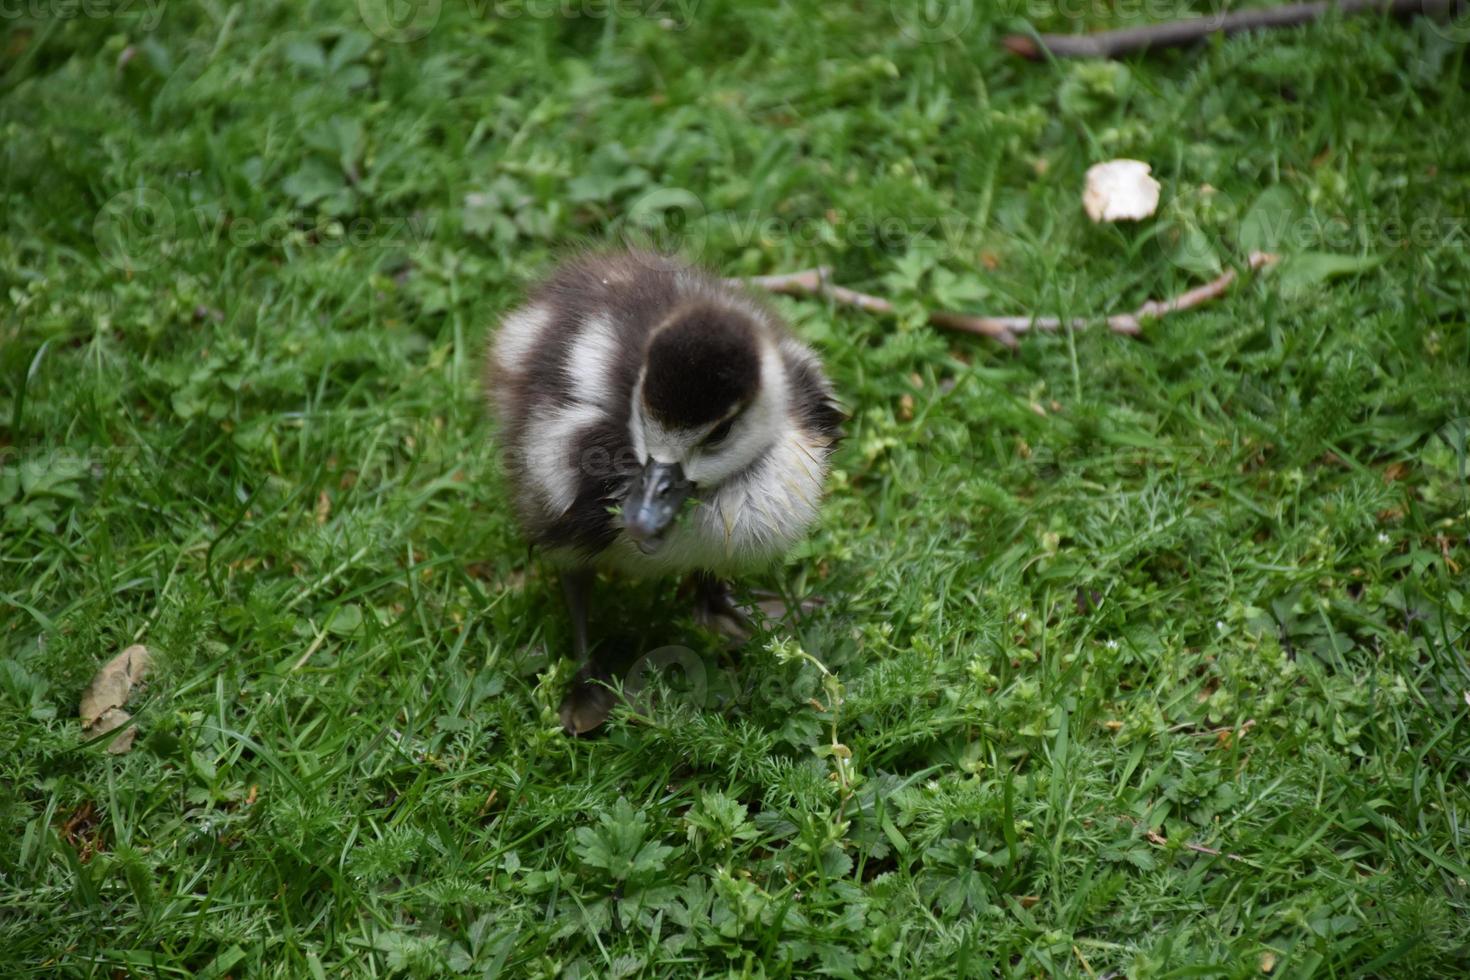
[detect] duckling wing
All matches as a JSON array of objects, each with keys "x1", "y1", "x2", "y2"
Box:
[{"x1": 487, "y1": 253, "x2": 690, "y2": 559}]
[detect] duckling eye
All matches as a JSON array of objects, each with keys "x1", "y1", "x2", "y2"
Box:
[{"x1": 703, "y1": 416, "x2": 736, "y2": 447}]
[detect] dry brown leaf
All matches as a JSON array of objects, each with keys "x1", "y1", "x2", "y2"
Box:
[
  {"x1": 91, "y1": 707, "x2": 137, "y2": 754},
  {"x1": 79, "y1": 644, "x2": 152, "y2": 754},
  {"x1": 79, "y1": 644, "x2": 150, "y2": 725},
  {"x1": 60, "y1": 801, "x2": 105, "y2": 862}
]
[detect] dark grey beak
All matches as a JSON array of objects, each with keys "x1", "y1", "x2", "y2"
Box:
[{"x1": 622, "y1": 460, "x2": 692, "y2": 553}]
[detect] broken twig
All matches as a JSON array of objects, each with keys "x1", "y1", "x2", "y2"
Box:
[
  {"x1": 1120, "y1": 814, "x2": 1249, "y2": 863},
  {"x1": 738, "y1": 252, "x2": 1278, "y2": 349},
  {"x1": 1004, "y1": 0, "x2": 1460, "y2": 60}
]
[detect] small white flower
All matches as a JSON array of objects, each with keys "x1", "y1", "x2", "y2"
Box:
[
  {"x1": 1216, "y1": 620, "x2": 1227, "y2": 631},
  {"x1": 1104, "y1": 639, "x2": 1119, "y2": 651},
  {"x1": 1378, "y1": 532, "x2": 1390, "y2": 544}
]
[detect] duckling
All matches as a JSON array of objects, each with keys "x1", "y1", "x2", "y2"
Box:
[{"x1": 486, "y1": 250, "x2": 842, "y2": 733}]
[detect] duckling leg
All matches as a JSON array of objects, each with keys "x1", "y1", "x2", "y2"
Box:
[
  {"x1": 686, "y1": 572, "x2": 755, "y2": 642},
  {"x1": 748, "y1": 588, "x2": 827, "y2": 618},
  {"x1": 558, "y1": 568, "x2": 616, "y2": 735},
  {"x1": 684, "y1": 577, "x2": 827, "y2": 641},
  {"x1": 563, "y1": 567, "x2": 591, "y2": 662}
]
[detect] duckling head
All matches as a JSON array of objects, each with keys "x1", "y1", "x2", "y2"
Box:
[{"x1": 622, "y1": 302, "x2": 787, "y2": 553}]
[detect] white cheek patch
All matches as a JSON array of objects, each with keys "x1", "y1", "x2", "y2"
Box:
[
  {"x1": 684, "y1": 341, "x2": 788, "y2": 487},
  {"x1": 493, "y1": 303, "x2": 552, "y2": 374},
  {"x1": 523, "y1": 402, "x2": 602, "y2": 516},
  {"x1": 641, "y1": 413, "x2": 690, "y2": 466},
  {"x1": 565, "y1": 314, "x2": 621, "y2": 409},
  {"x1": 628, "y1": 381, "x2": 648, "y2": 462},
  {"x1": 685, "y1": 422, "x2": 757, "y2": 486},
  {"x1": 629, "y1": 376, "x2": 689, "y2": 465}
]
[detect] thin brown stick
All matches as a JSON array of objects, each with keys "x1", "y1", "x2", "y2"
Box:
[
  {"x1": 1004, "y1": 0, "x2": 1459, "y2": 60},
  {"x1": 737, "y1": 252, "x2": 1277, "y2": 348},
  {"x1": 742, "y1": 268, "x2": 1019, "y2": 347},
  {"x1": 1121, "y1": 814, "x2": 1249, "y2": 863}
]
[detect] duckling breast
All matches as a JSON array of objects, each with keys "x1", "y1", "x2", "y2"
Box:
[{"x1": 596, "y1": 427, "x2": 833, "y2": 578}]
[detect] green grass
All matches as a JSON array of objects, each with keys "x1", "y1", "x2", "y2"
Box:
[{"x1": 3, "y1": 1, "x2": 1470, "y2": 976}]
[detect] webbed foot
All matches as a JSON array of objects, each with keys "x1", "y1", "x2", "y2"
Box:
[{"x1": 559, "y1": 658, "x2": 617, "y2": 735}]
